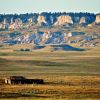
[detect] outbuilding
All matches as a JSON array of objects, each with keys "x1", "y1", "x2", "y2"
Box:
[{"x1": 5, "y1": 76, "x2": 44, "y2": 84}]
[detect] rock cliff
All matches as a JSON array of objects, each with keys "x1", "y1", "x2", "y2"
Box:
[
  {"x1": 95, "y1": 14, "x2": 100, "y2": 24},
  {"x1": 54, "y1": 15, "x2": 73, "y2": 25},
  {"x1": 79, "y1": 17, "x2": 86, "y2": 24},
  {"x1": 37, "y1": 15, "x2": 47, "y2": 25}
]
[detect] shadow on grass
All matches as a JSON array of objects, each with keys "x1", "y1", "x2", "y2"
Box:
[{"x1": 0, "y1": 58, "x2": 67, "y2": 67}]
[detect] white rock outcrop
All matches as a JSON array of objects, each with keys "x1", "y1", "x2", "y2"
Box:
[
  {"x1": 28, "y1": 18, "x2": 33, "y2": 23},
  {"x1": 0, "y1": 18, "x2": 9, "y2": 29},
  {"x1": 79, "y1": 17, "x2": 86, "y2": 24},
  {"x1": 37, "y1": 15, "x2": 47, "y2": 24},
  {"x1": 54, "y1": 15, "x2": 73, "y2": 25},
  {"x1": 95, "y1": 14, "x2": 100, "y2": 24},
  {"x1": 9, "y1": 18, "x2": 22, "y2": 30}
]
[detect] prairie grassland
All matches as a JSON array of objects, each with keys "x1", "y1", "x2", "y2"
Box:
[{"x1": 0, "y1": 47, "x2": 100, "y2": 99}]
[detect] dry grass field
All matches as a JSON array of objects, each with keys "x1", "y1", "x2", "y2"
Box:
[{"x1": 0, "y1": 47, "x2": 100, "y2": 100}]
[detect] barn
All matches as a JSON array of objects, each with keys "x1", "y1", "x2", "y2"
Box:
[{"x1": 5, "y1": 76, "x2": 44, "y2": 84}]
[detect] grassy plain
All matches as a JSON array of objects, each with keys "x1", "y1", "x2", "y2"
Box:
[{"x1": 0, "y1": 47, "x2": 100, "y2": 100}]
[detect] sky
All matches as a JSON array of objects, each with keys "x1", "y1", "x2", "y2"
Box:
[{"x1": 0, "y1": 0, "x2": 100, "y2": 14}]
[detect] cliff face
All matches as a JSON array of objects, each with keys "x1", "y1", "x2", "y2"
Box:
[
  {"x1": 37, "y1": 15, "x2": 47, "y2": 25},
  {"x1": 54, "y1": 15, "x2": 73, "y2": 25},
  {"x1": 0, "y1": 30, "x2": 99, "y2": 47},
  {"x1": 0, "y1": 12, "x2": 99, "y2": 48},
  {"x1": 79, "y1": 17, "x2": 86, "y2": 24},
  {"x1": 95, "y1": 14, "x2": 100, "y2": 24},
  {"x1": 0, "y1": 12, "x2": 99, "y2": 29}
]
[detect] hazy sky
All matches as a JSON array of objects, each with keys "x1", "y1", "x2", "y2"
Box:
[{"x1": 0, "y1": 0, "x2": 100, "y2": 14}]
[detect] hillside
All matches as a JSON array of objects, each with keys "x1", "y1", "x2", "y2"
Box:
[
  {"x1": 0, "y1": 12, "x2": 100, "y2": 51},
  {"x1": 0, "y1": 12, "x2": 100, "y2": 100}
]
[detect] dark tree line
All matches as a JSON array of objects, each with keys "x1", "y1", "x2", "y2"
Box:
[{"x1": 0, "y1": 12, "x2": 96, "y2": 25}]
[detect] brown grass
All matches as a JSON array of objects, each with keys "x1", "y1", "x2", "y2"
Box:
[{"x1": 0, "y1": 47, "x2": 100, "y2": 99}]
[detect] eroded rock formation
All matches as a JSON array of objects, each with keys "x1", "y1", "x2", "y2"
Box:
[
  {"x1": 37, "y1": 15, "x2": 47, "y2": 25},
  {"x1": 54, "y1": 15, "x2": 73, "y2": 25},
  {"x1": 95, "y1": 14, "x2": 100, "y2": 24},
  {"x1": 79, "y1": 17, "x2": 86, "y2": 24}
]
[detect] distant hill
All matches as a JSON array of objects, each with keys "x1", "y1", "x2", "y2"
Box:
[
  {"x1": 0, "y1": 12, "x2": 99, "y2": 27},
  {"x1": 0, "y1": 12, "x2": 100, "y2": 51},
  {"x1": 33, "y1": 44, "x2": 84, "y2": 51}
]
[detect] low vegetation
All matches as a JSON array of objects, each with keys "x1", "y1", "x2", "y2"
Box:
[{"x1": 0, "y1": 47, "x2": 100, "y2": 100}]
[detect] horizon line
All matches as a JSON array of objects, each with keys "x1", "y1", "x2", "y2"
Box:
[{"x1": 0, "y1": 11, "x2": 99, "y2": 15}]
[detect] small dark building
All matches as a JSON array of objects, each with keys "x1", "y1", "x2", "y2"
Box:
[{"x1": 5, "y1": 76, "x2": 44, "y2": 84}]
